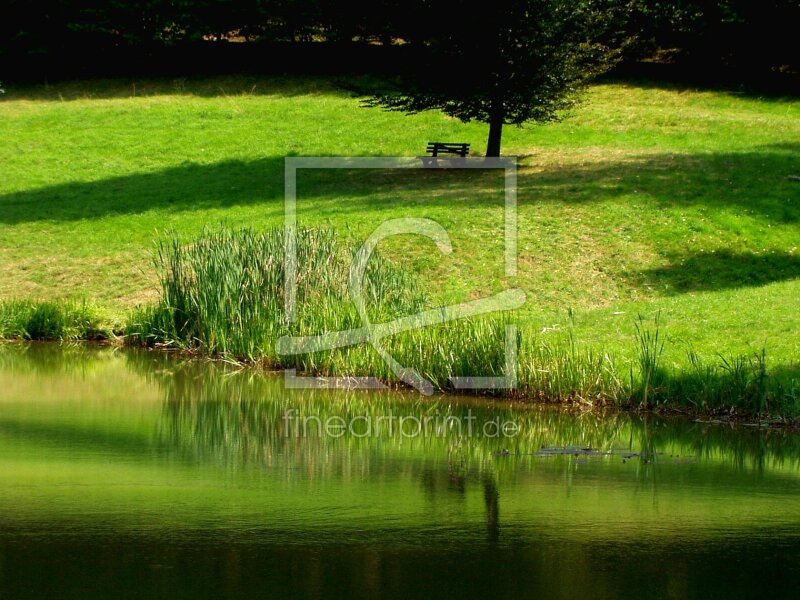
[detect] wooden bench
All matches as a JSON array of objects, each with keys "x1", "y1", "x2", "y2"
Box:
[{"x1": 420, "y1": 142, "x2": 470, "y2": 167}]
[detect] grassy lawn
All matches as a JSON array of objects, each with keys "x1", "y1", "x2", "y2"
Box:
[{"x1": 1, "y1": 75, "x2": 798, "y2": 373}]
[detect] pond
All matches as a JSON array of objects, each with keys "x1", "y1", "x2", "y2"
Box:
[{"x1": 0, "y1": 344, "x2": 798, "y2": 599}]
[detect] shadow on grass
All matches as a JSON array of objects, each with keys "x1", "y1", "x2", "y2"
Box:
[
  {"x1": 602, "y1": 73, "x2": 800, "y2": 102},
  {"x1": 0, "y1": 157, "x2": 287, "y2": 224},
  {"x1": 2, "y1": 144, "x2": 797, "y2": 225},
  {"x1": 0, "y1": 157, "x2": 513, "y2": 224},
  {"x1": 773, "y1": 363, "x2": 800, "y2": 385},
  {"x1": 1, "y1": 144, "x2": 798, "y2": 297},
  {"x1": 521, "y1": 142, "x2": 800, "y2": 224},
  {"x1": 634, "y1": 250, "x2": 800, "y2": 292}
]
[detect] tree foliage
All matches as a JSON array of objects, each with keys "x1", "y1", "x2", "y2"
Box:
[
  {"x1": 366, "y1": 0, "x2": 630, "y2": 155},
  {"x1": 628, "y1": 1, "x2": 800, "y2": 68},
  {"x1": 3, "y1": 1, "x2": 798, "y2": 63},
  {"x1": 1, "y1": 1, "x2": 797, "y2": 90}
]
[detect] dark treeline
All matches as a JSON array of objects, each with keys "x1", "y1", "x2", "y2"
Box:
[{"x1": 2, "y1": 1, "x2": 799, "y2": 88}]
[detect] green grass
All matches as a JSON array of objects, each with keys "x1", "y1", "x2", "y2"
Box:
[
  {"x1": 0, "y1": 75, "x2": 798, "y2": 406},
  {"x1": 0, "y1": 299, "x2": 111, "y2": 340}
]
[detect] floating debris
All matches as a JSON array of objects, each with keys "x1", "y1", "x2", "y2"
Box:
[
  {"x1": 521, "y1": 446, "x2": 697, "y2": 466},
  {"x1": 533, "y1": 446, "x2": 611, "y2": 457}
]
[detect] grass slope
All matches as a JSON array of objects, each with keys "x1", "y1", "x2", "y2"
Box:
[{"x1": 0, "y1": 75, "x2": 798, "y2": 376}]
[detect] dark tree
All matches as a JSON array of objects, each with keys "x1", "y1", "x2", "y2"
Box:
[
  {"x1": 366, "y1": 0, "x2": 630, "y2": 156},
  {"x1": 628, "y1": 1, "x2": 800, "y2": 72}
]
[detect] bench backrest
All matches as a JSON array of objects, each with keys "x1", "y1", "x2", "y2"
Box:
[{"x1": 426, "y1": 142, "x2": 470, "y2": 157}]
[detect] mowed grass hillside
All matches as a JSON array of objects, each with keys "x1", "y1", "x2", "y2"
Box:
[{"x1": 1, "y1": 75, "x2": 798, "y2": 370}]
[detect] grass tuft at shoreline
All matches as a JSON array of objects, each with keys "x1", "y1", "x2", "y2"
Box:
[{"x1": 0, "y1": 299, "x2": 112, "y2": 341}]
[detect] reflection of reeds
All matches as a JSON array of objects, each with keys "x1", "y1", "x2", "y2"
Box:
[
  {"x1": 0, "y1": 341, "x2": 119, "y2": 376},
  {"x1": 126, "y1": 227, "x2": 799, "y2": 415},
  {"x1": 134, "y1": 352, "x2": 800, "y2": 476}
]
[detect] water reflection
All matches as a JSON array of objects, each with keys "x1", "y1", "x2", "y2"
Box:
[
  {"x1": 0, "y1": 344, "x2": 799, "y2": 599},
  {"x1": 130, "y1": 346, "x2": 800, "y2": 477},
  {"x1": 482, "y1": 475, "x2": 500, "y2": 543}
]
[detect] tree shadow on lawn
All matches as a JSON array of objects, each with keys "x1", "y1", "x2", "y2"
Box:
[
  {"x1": 2, "y1": 144, "x2": 798, "y2": 226},
  {"x1": 0, "y1": 159, "x2": 514, "y2": 224},
  {"x1": 251, "y1": 144, "x2": 800, "y2": 225},
  {"x1": 601, "y1": 74, "x2": 800, "y2": 103},
  {"x1": 0, "y1": 157, "x2": 288, "y2": 224},
  {"x1": 773, "y1": 362, "x2": 800, "y2": 379},
  {"x1": 521, "y1": 142, "x2": 800, "y2": 224},
  {"x1": 633, "y1": 250, "x2": 800, "y2": 293}
]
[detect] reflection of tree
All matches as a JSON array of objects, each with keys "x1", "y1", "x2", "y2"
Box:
[
  {"x1": 448, "y1": 467, "x2": 466, "y2": 496},
  {"x1": 483, "y1": 475, "x2": 500, "y2": 543},
  {"x1": 419, "y1": 451, "x2": 498, "y2": 542},
  {"x1": 447, "y1": 442, "x2": 468, "y2": 496}
]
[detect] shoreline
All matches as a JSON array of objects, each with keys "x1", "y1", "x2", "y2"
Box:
[{"x1": 2, "y1": 338, "x2": 797, "y2": 428}]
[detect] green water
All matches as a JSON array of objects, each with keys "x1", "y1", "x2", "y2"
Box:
[{"x1": 0, "y1": 344, "x2": 798, "y2": 599}]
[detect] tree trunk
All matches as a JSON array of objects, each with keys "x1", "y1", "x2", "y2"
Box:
[{"x1": 485, "y1": 109, "x2": 504, "y2": 157}]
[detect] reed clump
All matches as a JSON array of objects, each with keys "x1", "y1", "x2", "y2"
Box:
[{"x1": 127, "y1": 227, "x2": 517, "y2": 389}]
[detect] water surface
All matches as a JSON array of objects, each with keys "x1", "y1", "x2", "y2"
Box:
[{"x1": 0, "y1": 344, "x2": 798, "y2": 599}]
